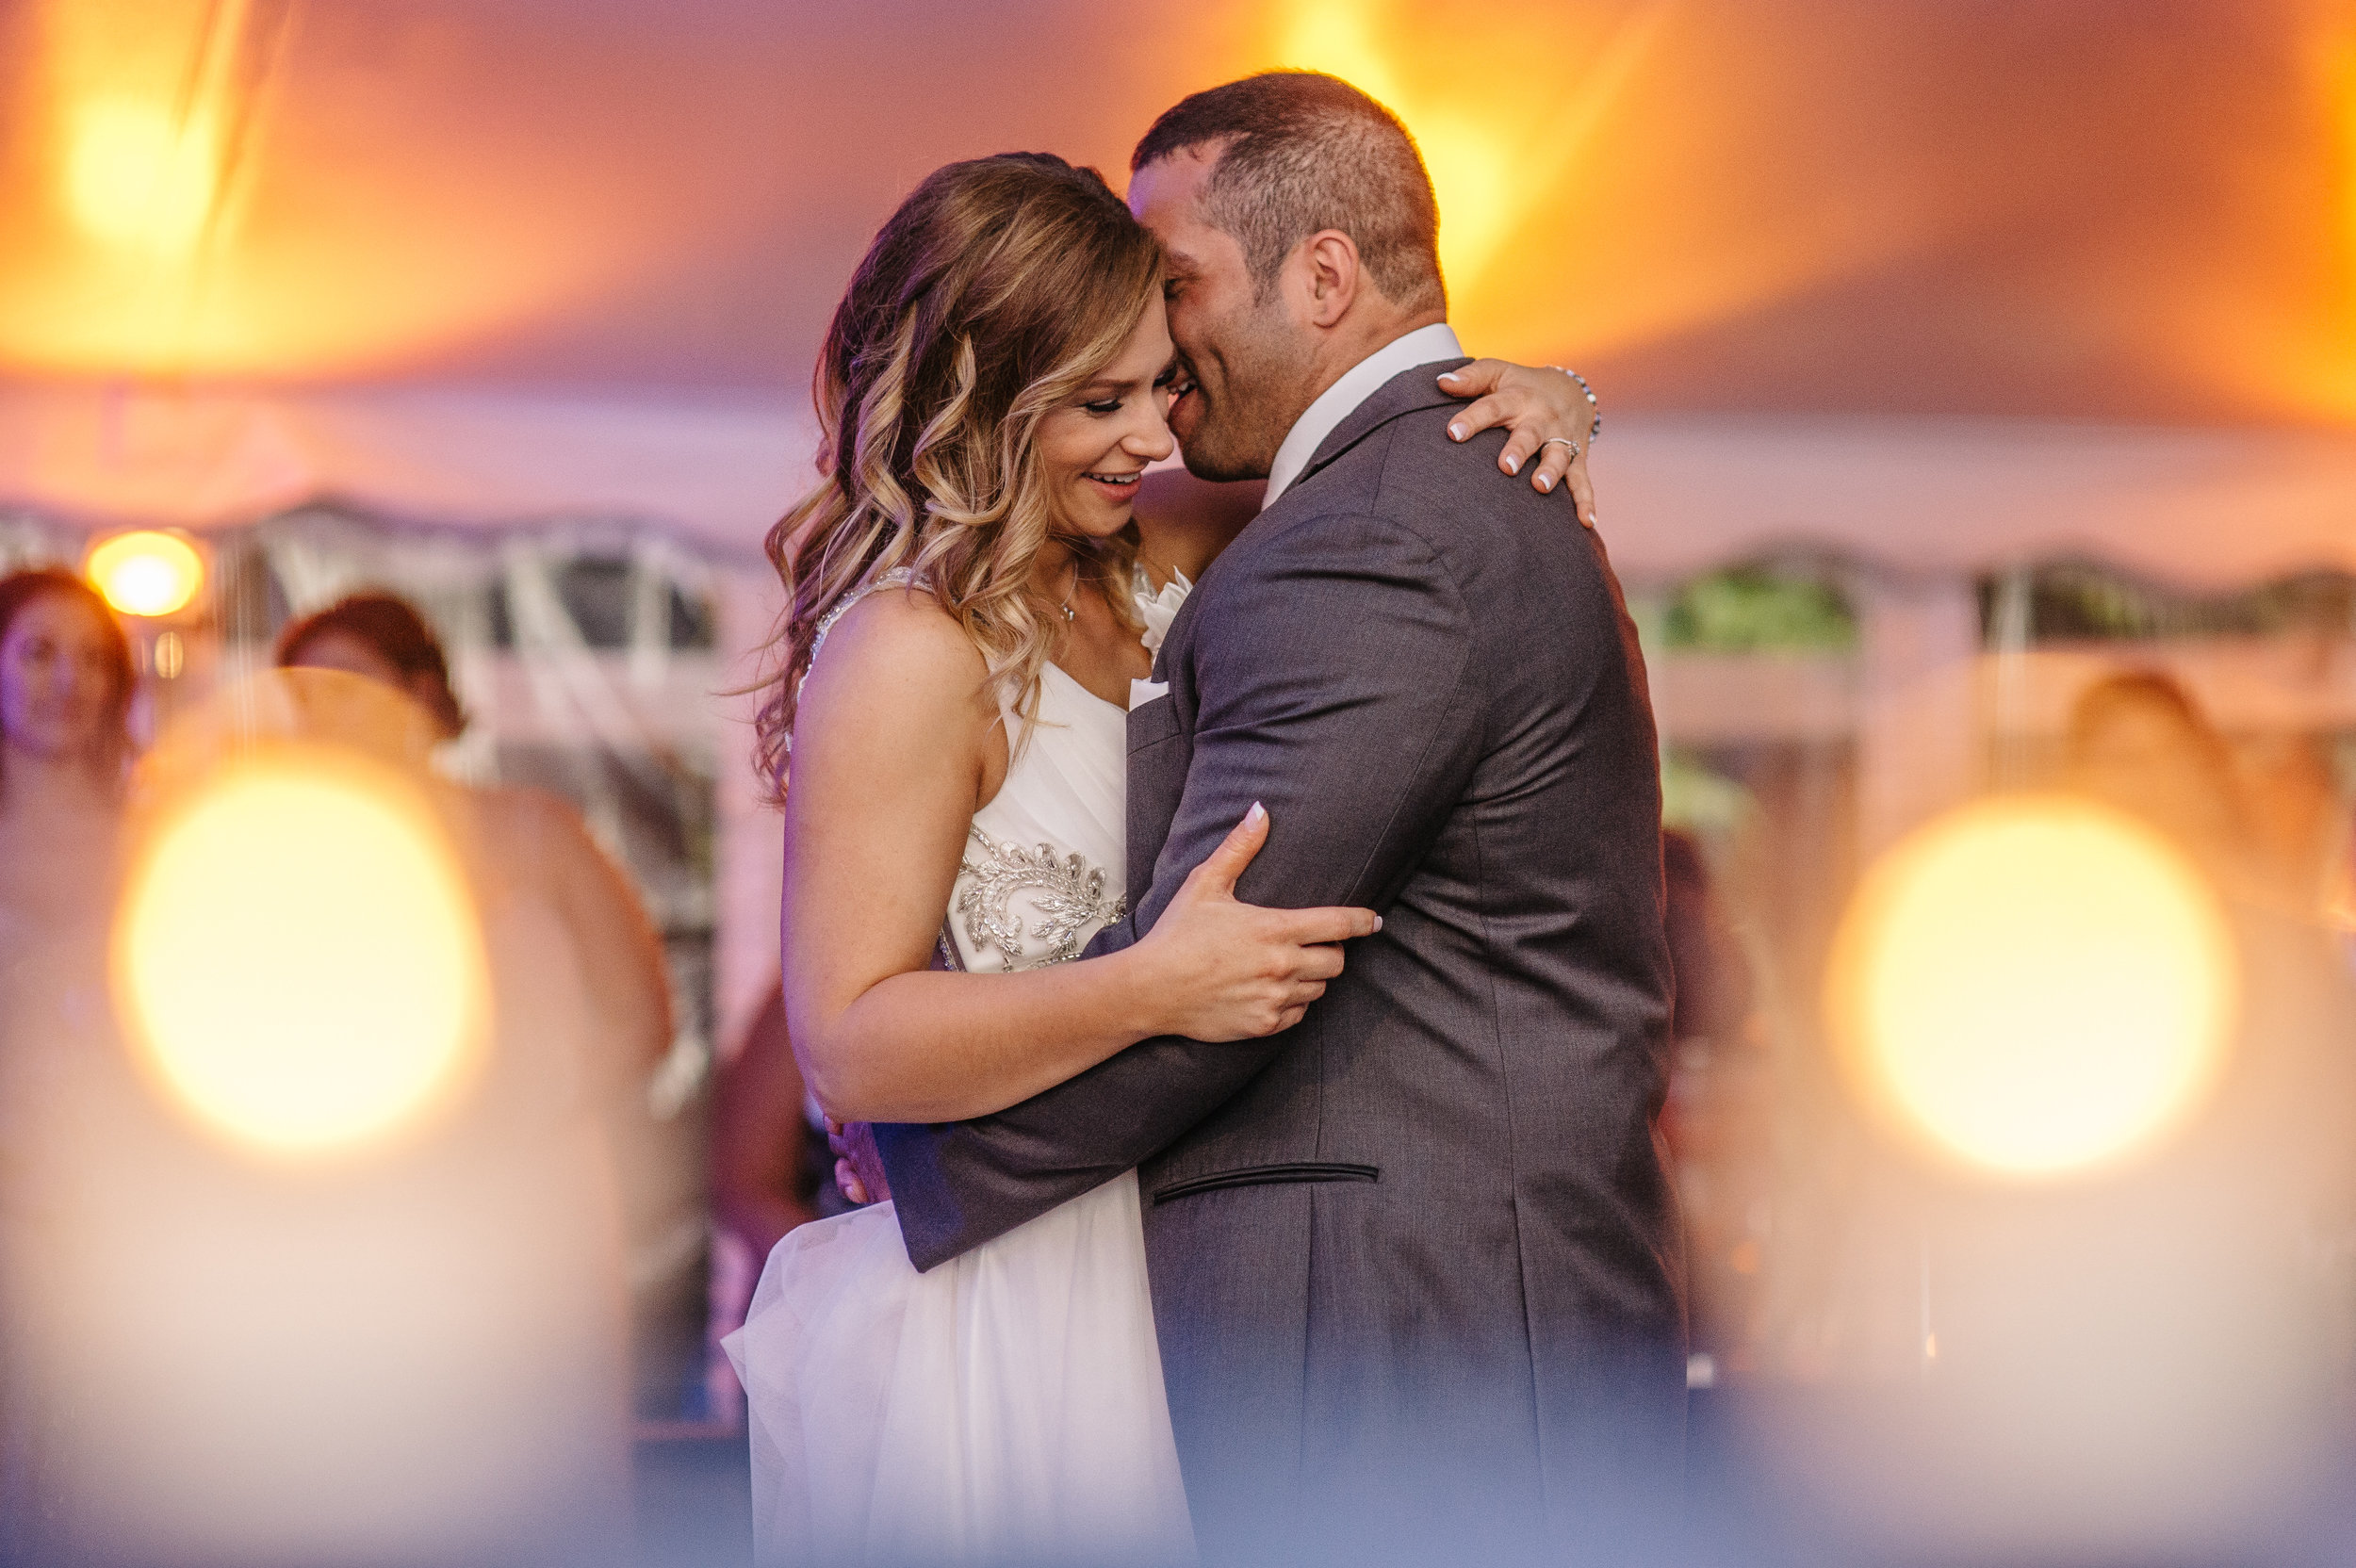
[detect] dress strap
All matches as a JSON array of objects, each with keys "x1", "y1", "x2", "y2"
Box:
[
  {"x1": 807, "y1": 567, "x2": 925, "y2": 670},
  {"x1": 795, "y1": 565, "x2": 1026, "y2": 764},
  {"x1": 785, "y1": 569, "x2": 926, "y2": 754}
]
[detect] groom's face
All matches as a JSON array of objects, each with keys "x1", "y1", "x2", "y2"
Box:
[{"x1": 1129, "y1": 147, "x2": 1313, "y2": 483}]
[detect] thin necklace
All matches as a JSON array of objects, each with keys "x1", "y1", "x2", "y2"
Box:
[{"x1": 1056, "y1": 555, "x2": 1079, "y2": 624}]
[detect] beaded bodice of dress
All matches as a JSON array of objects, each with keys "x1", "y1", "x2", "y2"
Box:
[{"x1": 803, "y1": 570, "x2": 1131, "y2": 974}]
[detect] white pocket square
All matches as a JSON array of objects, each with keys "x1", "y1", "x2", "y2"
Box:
[{"x1": 1128, "y1": 678, "x2": 1170, "y2": 711}]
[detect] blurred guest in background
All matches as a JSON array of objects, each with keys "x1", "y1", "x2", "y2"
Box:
[
  {"x1": 2066, "y1": 671, "x2": 2356, "y2": 942},
  {"x1": 270, "y1": 593, "x2": 672, "y2": 1557},
  {"x1": 2064, "y1": 670, "x2": 2260, "y2": 894},
  {"x1": 1662, "y1": 827, "x2": 1753, "y2": 1047},
  {"x1": 2060, "y1": 669, "x2": 2353, "y2": 1107},
  {"x1": 2233, "y1": 729, "x2": 2350, "y2": 918},
  {"x1": 1786, "y1": 670, "x2": 2356, "y2": 1561},
  {"x1": 2059, "y1": 666, "x2": 2356, "y2": 1405},
  {"x1": 0, "y1": 568, "x2": 134, "y2": 936},
  {"x1": 0, "y1": 566, "x2": 134, "y2": 1562},
  {"x1": 1657, "y1": 827, "x2": 1767, "y2": 1385},
  {"x1": 710, "y1": 984, "x2": 831, "y2": 1266},
  {"x1": 277, "y1": 593, "x2": 673, "y2": 1116}
]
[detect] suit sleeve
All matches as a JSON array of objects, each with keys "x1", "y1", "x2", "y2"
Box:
[{"x1": 875, "y1": 512, "x2": 1486, "y2": 1269}]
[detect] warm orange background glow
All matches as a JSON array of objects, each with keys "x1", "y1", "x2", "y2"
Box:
[
  {"x1": 1180, "y1": 0, "x2": 2356, "y2": 420},
  {"x1": 63, "y1": 94, "x2": 222, "y2": 253},
  {"x1": 0, "y1": 0, "x2": 762, "y2": 379},
  {"x1": 1238, "y1": 0, "x2": 1700, "y2": 361},
  {"x1": 0, "y1": 0, "x2": 2350, "y2": 419}
]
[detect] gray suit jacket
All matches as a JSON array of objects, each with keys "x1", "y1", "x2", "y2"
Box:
[{"x1": 875, "y1": 360, "x2": 1683, "y2": 1564}]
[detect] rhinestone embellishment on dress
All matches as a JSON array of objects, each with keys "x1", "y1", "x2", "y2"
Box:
[{"x1": 955, "y1": 825, "x2": 1124, "y2": 969}]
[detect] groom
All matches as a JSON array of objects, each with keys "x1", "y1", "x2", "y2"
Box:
[{"x1": 873, "y1": 73, "x2": 1683, "y2": 1564}]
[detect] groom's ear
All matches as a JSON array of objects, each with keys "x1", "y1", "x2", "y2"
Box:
[{"x1": 1295, "y1": 229, "x2": 1362, "y2": 329}]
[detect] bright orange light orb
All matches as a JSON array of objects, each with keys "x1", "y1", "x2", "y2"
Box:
[
  {"x1": 63, "y1": 97, "x2": 221, "y2": 253},
  {"x1": 1828, "y1": 795, "x2": 2238, "y2": 1179},
  {"x1": 87, "y1": 530, "x2": 205, "y2": 617},
  {"x1": 113, "y1": 748, "x2": 486, "y2": 1158}
]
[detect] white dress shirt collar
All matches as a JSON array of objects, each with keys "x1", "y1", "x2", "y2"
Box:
[{"x1": 1260, "y1": 321, "x2": 1464, "y2": 510}]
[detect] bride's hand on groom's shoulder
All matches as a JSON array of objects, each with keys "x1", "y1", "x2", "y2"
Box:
[
  {"x1": 1437, "y1": 359, "x2": 1601, "y2": 529},
  {"x1": 1127, "y1": 804, "x2": 1383, "y2": 1044}
]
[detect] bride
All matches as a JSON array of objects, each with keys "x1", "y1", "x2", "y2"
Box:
[{"x1": 728, "y1": 152, "x2": 1605, "y2": 1566}]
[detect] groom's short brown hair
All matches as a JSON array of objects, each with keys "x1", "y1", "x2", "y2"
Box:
[{"x1": 1132, "y1": 72, "x2": 1445, "y2": 315}]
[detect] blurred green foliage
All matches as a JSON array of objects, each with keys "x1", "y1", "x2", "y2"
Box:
[
  {"x1": 1654, "y1": 564, "x2": 1857, "y2": 654},
  {"x1": 1661, "y1": 751, "x2": 1754, "y2": 836}
]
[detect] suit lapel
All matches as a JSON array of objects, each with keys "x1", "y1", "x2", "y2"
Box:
[
  {"x1": 1128, "y1": 356, "x2": 1472, "y2": 903},
  {"x1": 1152, "y1": 352, "x2": 1474, "y2": 686},
  {"x1": 1284, "y1": 354, "x2": 1472, "y2": 502}
]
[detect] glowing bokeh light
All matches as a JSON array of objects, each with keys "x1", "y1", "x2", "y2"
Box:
[
  {"x1": 1270, "y1": 0, "x2": 1520, "y2": 291},
  {"x1": 63, "y1": 96, "x2": 221, "y2": 253},
  {"x1": 1265, "y1": 0, "x2": 1675, "y2": 302},
  {"x1": 1827, "y1": 795, "x2": 2237, "y2": 1179},
  {"x1": 113, "y1": 748, "x2": 486, "y2": 1158},
  {"x1": 2, "y1": 0, "x2": 748, "y2": 377},
  {"x1": 86, "y1": 530, "x2": 205, "y2": 617}
]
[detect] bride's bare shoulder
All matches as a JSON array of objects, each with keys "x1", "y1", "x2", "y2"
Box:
[{"x1": 796, "y1": 583, "x2": 990, "y2": 731}]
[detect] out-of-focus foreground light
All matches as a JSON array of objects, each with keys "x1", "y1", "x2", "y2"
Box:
[
  {"x1": 1827, "y1": 794, "x2": 2237, "y2": 1179},
  {"x1": 112, "y1": 746, "x2": 486, "y2": 1158},
  {"x1": 86, "y1": 530, "x2": 205, "y2": 617}
]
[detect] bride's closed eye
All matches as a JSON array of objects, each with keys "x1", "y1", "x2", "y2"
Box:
[{"x1": 1085, "y1": 364, "x2": 1182, "y2": 415}]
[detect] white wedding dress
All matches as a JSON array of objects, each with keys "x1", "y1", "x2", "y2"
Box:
[{"x1": 725, "y1": 573, "x2": 1196, "y2": 1568}]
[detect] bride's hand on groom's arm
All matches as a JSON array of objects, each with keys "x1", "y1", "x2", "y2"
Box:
[
  {"x1": 1128, "y1": 802, "x2": 1382, "y2": 1043},
  {"x1": 1436, "y1": 359, "x2": 1601, "y2": 529}
]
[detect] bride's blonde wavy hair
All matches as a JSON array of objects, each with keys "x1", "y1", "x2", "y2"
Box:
[{"x1": 754, "y1": 153, "x2": 1162, "y2": 793}]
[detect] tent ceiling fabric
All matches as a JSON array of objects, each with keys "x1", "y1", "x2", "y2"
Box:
[{"x1": 1, "y1": 0, "x2": 2353, "y2": 575}]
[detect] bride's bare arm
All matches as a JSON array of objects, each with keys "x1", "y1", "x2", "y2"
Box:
[{"x1": 783, "y1": 590, "x2": 1377, "y2": 1125}]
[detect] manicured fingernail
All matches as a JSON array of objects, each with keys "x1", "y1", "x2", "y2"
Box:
[
  {"x1": 1246, "y1": 801, "x2": 1267, "y2": 826},
  {"x1": 1537, "y1": 475, "x2": 1552, "y2": 492},
  {"x1": 1438, "y1": 370, "x2": 1461, "y2": 382},
  {"x1": 1373, "y1": 916, "x2": 1383, "y2": 931},
  {"x1": 1448, "y1": 424, "x2": 1466, "y2": 440},
  {"x1": 1504, "y1": 455, "x2": 1519, "y2": 474}
]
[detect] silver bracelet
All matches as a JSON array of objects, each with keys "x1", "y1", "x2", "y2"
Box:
[{"x1": 1548, "y1": 367, "x2": 1602, "y2": 442}]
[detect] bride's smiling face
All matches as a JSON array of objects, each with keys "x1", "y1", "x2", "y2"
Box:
[{"x1": 1035, "y1": 295, "x2": 1178, "y2": 541}]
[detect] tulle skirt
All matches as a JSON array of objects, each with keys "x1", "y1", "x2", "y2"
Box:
[{"x1": 724, "y1": 1170, "x2": 1195, "y2": 1568}]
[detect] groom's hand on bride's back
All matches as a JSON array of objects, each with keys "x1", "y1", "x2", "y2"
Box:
[
  {"x1": 1127, "y1": 803, "x2": 1382, "y2": 1043},
  {"x1": 827, "y1": 1117, "x2": 891, "y2": 1206}
]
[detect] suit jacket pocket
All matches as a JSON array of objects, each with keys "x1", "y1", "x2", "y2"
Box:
[
  {"x1": 1151, "y1": 1162, "x2": 1380, "y2": 1204},
  {"x1": 1127, "y1": 690, "x2": 1185, "y2": 753}
]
